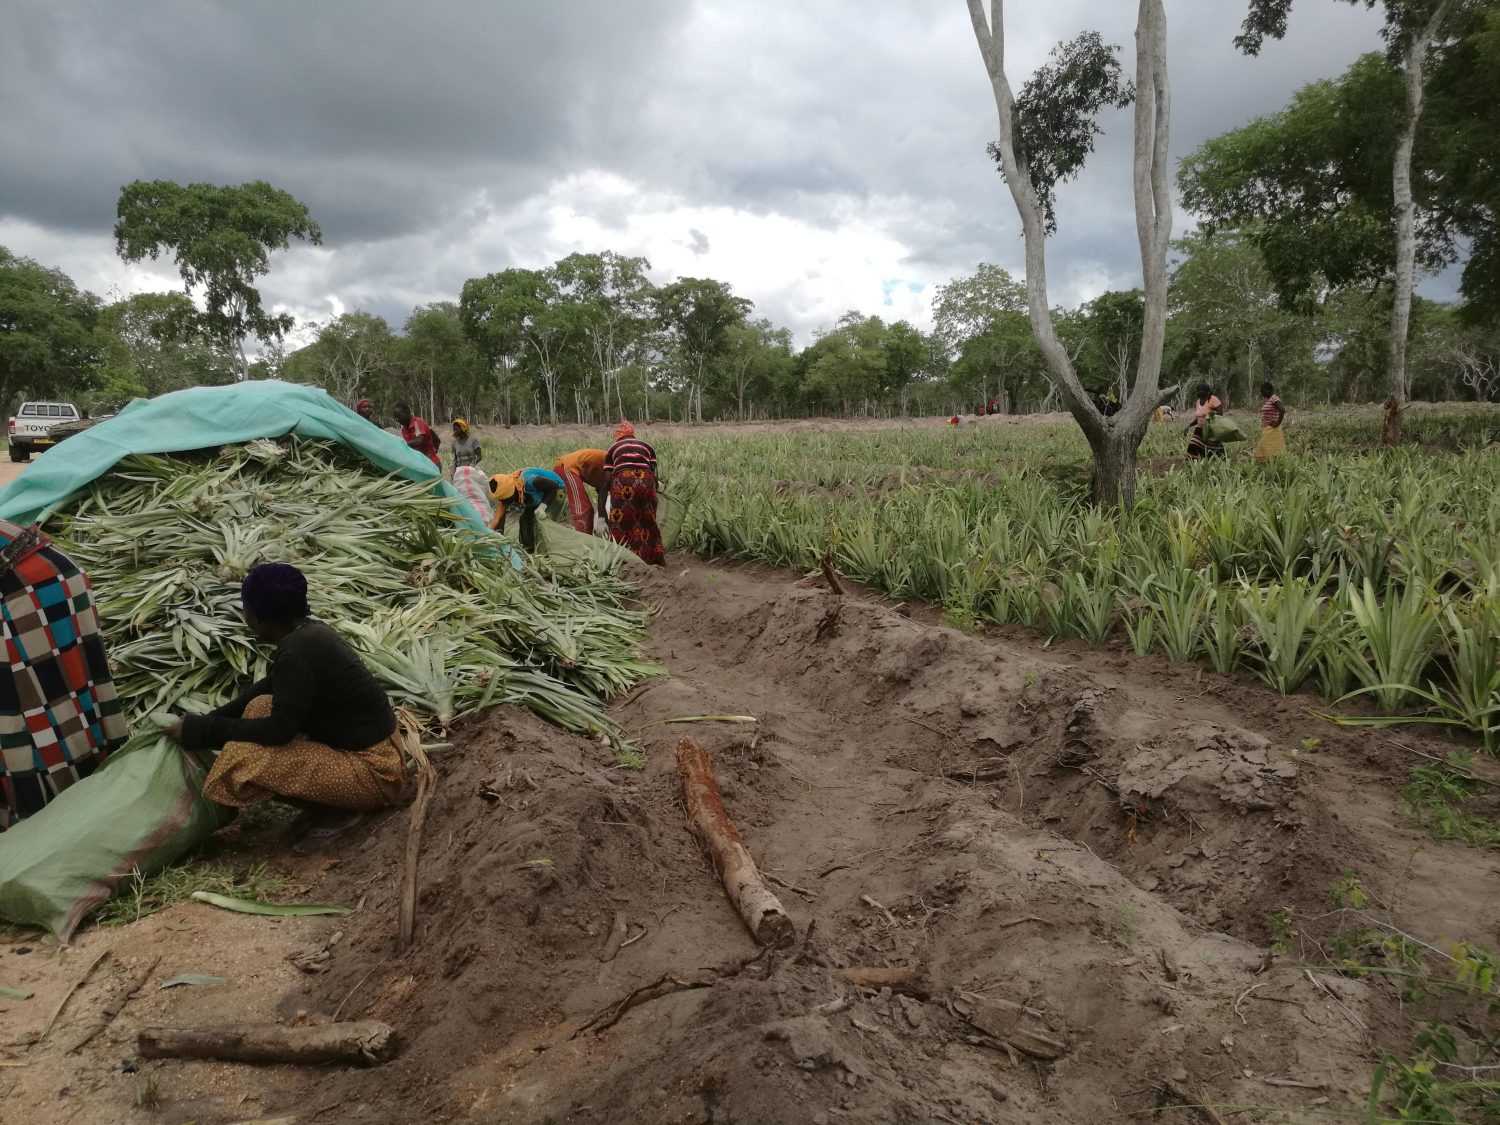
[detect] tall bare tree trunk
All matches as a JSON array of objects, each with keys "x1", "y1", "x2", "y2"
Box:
[
  {"x1": 1384, "y1": 0, "x2": 1452, "y2": 447},
  {"x1": 966, "y1": 0, "x2": 1175, "y2": 507}
]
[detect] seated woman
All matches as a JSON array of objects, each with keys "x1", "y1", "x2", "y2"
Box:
[{"x1": 165, "y1": 563, "x2": 403, "y2": 839}]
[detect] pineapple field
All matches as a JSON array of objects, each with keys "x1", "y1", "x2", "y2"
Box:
[{"x1": 4, "y1": 405, "x2": 1499, "y2": 1125}]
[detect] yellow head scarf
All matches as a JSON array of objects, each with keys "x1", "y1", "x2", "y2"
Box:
[
  {"x1": 452, "y1": 418, "x2": 471, "y2": 437},
  {"x1": 488, "y1": 472, "x2": 519, "y2": 502}
]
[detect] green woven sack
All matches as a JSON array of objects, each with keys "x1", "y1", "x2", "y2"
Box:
[
  {"x1": 1204, "y1": 414, "x2": 1247, "y2": 443},
  {"x1": 0, "y1": 735, "x2": 232, "y2": 943}
]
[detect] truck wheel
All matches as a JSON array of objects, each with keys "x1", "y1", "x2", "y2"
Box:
[{"x1": 8, "y1": 445, "x2": 28, "y2": 463}]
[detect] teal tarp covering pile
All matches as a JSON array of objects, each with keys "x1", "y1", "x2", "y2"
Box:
[
  {"x1": 0, "y1": 381, "x2": 485, "y2": 530},
  {"x1": 0, "y1": 381, "x2": 621, "y2": 942}
]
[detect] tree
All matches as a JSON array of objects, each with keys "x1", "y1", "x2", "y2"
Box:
[
  {"x1": 721, "y1": 318, "x2": 794, "y2": 420},
  {"x1": 460, "y1": 269, "x2": 574, "y2": 424},
  {"x1": 1072, "y1": 290, "x2": 1145, "y2": 402},
  {"x1": 551, "y1": 251, "x2": 655, "y2": 421},
  {"x1": 0, "y1": 246, "x2": 103, "y2": 411},
  {"x1": 881, "y1": 321, "x2": 935, "y2": 414},
  {"x1": 932, "y1": 265, "x2": 1049, "y2": 412},
  {"x1": 1167, "y1": 232, "x2": 1319, "y2": 404},
  {"x1": 402, "y1": 303, "x2": 488, "y2": 423},
  {"x1": 966, "y1": 0, "x2": 1176, "y2": 506},
  {"x1": 307, "y1": 313, "x2": 398, "y2": 405},
  {"x1": 803, "y1": 313, "x2": 890, "y2": 416},
  {"x1": 96, "y1": 291, "x2": 236, "y2": 406},
  {"x1": 114, "y1": 180, "x2": 322, "y2": 378},
  {"x1": 1224, "y1": 0, "x2": 1488, "y2": 443},
  {"x1": 654, "y1": 277, "x2": 751, "y2": 423}
]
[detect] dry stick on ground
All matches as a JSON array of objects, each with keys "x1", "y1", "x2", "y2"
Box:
[
  {"x1": 860, "y1": 894, "x2": 900, "y2": 928},
  {"x1": 832, "y1": 966, "x2": 929, "y2": 998},
  {"x1": 34, "y1": 948, "x2": 110, "y2": 1048},
  {"x1": 675, "y1": 737, "x2": 795, "y2": 947},
  {"x1": 819, "y1": 556, "x2": 846, "y2": 596},
  {"x1": 138, "y1": 1021, "x2": 399, "y2": 1067},
  {"x1": 396, "y1": 711, "x2": 437, "y2": 954},
  {"x1": 764, "y1": 872, "x2": 820, "y2": 901},
  {"x1": 573, "y1": 950, "x2": 770, "y2": 1037},
  {"x1": 599, "y1": 913, "x2": 630, "y2": 962},
  {"x1": 65, "y1": 956, "x2": 160, "y2": 1055}
]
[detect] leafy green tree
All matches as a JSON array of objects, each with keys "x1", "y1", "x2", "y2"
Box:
[
  {"x1": 401, "y1": 302, "x2": 488, "y2": 423},
  {"x1": 460, "y1": 269, "x2": 575, "y2": 424},
  {"x1": 114, "y1": 180, "x2": 321, "y2": 378},
  {"x1": 932, "y1": 265, "x2": 1045, "y2": 411},
  {"x1": 0, "y1": 246, "x2": 103, "y2": 411},
  {"x1": 96, "y1": 291, "x2": 236, "y2": 407},
  {"x1": 307, "y1": 313, "x2": 399, "y2": 405},
  {"x1": 967, "y1": 0, "x2": 1177, "y2": 507},
  {"x1": 551, "y1": 251, "x2": 656, "y2": 421},
  {"x1": 1072, "y1": 290, "x2": 1145, "y2": 402},
  {"x1": 1167, "y1": 232, "x2": 1319, "y2": 405},
  {"x1": 803, "y1": 313, "x2": 889, "y2": 416},
  {"x1": 720, "y1": 318, "x2": 794, "y2": 420},
  {"x1": 881, "y1": 321, "x2": 936, "y2": 414},
  {"x1": 654, "y1": 277, "x2": 751, "y2": 422},
  {"x1": 1219, "y1": 0, "x2": 1496, "y2": 442}
]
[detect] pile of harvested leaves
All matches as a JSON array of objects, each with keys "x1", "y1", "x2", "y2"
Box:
[{"x1": 48, "y1": 438, "x2": 657, "y2": 740}]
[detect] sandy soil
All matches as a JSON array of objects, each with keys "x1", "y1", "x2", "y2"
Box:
[{"x1": 3, "y1": 555, "x2": 1498, "y2": 1124}]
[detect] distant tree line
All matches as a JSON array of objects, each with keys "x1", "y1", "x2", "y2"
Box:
[{"x1": 2, "y1": 148, "x2": 1496, "y2": 423}]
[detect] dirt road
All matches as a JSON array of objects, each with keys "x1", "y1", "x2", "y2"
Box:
[{"x1": 0, "y1": 460, "x2": 26, "y2": 489}]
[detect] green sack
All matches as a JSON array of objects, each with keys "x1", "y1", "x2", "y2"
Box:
[
  {"x1": 1203, "y1": 414, "x2": 1247, "y2": 443},
  {"x1": 0, "y1": 735, "x2": 232, "y2": 944}
]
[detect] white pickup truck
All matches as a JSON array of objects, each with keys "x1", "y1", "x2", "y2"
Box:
[{"x1": 8, "y1": 401, "x2": 81, "y2": 462}]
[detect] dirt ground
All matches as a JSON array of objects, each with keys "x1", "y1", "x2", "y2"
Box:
[{"x1": 4, "y1": 554, "x2": 1499, "y2": 1124}]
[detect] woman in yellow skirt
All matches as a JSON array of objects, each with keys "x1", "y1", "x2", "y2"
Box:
[
  {"x1": 164, "y1": 563, "x2": 403, "y2": 840},
  {"x1": 1253, "y1": 381, "x2": 1288, "y2": 461}
]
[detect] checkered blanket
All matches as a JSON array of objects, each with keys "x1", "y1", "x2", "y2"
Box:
[{"x1": 0, "y1": 521, "x2": 129, "y2": 829}]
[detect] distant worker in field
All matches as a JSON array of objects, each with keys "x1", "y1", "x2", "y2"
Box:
[
  {"x1": 1186, "y1": 385, "x2": 1226, "y2": 460},
  {"x1": 553, "y1": 447, "x2": 608, "y2": 535},
  {"x1": 489, "y1": 468, "x2": 565, "y2": 551},
  {"x1": 0, "y1": 520, "x2": 129, "y2": 830},
  {"x1": 448, "y1": 419, "x2": 489, "y2": 525},
  {"x1": 394, "y1": 402, "x2": 440, "y2": 468},
  {"x1": 354, "y1": 399, "x2": 375, "y2": 422},
  {"x1": 1253, "y1": 382, "x2": 1287, "y2": 462},
  {"x1": 602, "y1": 422, "x2": 664, "y2": 566},
  {"x1": 164, "y1": 563, "x2": 404, "y2": 841},
  {"x1": 449, "y1": 418, "x2": 483, "y2": 472}
]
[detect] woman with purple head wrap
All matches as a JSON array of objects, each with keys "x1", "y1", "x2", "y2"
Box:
[{"x1": 162, "y1": 563, "x2": 403, "y2": 840}]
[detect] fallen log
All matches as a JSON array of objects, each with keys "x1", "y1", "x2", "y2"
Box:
[
  {"x1": 138, "y1": 1021, "x2": 398, "y2": 1067},
  {"x1": 396, "y1": 710, "x2": 436, "y2": 954},
  {"x1": 675, "y1": 738, "x2": 795, "y2": 947}
]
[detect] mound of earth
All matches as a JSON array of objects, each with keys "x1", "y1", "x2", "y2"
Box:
[{"x1": 5, "y1": 557, "x2": 1497, "y2": 1124}]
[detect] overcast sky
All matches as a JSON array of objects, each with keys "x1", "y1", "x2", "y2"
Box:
[{"x1": 0, "y1": 1, "x2": 1389, "y2": 350}]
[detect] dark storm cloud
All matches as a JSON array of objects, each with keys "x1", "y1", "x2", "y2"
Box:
[
  {"x1": 0, "y1": 0, "x2": 687, "y2": 240},
  {"x1": 0, "y1": 0, "x2": 1393, "y2": 340}
]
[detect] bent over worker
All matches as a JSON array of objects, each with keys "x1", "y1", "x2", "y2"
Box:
[
  {"x1": 552, "y1": 448, "x2": 608, "y2": 535},
  {"x1": 489, "y1": 468, "x2": 564, "y2": 551}
]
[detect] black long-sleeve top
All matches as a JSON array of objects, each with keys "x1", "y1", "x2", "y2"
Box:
[{"x1": 181, "y1": 620, "x2": 396, "y2": 752}]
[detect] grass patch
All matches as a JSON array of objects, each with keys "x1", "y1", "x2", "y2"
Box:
[
  {"x1": 1402, "y1": 755, "x2": 1500, "y2": 849},
  {"x1": 93, "y1": 860, "x2": 296, "y2": 927}
]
